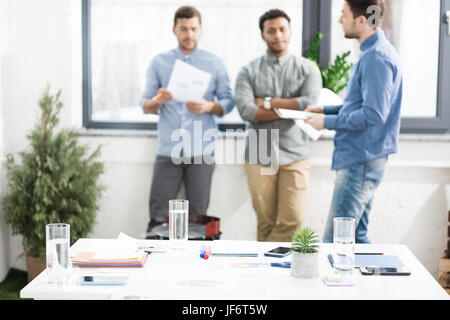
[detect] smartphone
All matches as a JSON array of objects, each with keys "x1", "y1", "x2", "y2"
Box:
[
  {"x1": 264, "y1": 247, "x2": 292, "y2": 258},
  {"x1": 360, "y1": 267, "x2": 411, "y2": 276}
]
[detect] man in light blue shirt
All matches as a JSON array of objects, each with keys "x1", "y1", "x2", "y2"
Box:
[
  {"x1": 306, "y1": 0, "x2": 402, "y2": 243},
  {"x1": 140, "y1": 6, "x2": 234, "y2": 237}
]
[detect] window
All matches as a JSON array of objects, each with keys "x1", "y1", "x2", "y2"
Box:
[
  {"x1": 329, "y1": 0, "x2": 450, "y2": 133},
  {"x1": 83, "y1": 0, "x2": 303, "y2": 131}
]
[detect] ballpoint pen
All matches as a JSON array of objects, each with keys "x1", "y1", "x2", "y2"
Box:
[{"x1": 247, "y1": 262, "x2": 291, "y2": 269}]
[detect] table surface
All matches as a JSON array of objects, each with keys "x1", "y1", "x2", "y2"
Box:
[{"x1": 20, "y1": 239, "x2": 450, "y2": 300}]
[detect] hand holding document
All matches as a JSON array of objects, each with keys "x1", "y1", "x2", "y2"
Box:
[
  {"x1": 273, "y1": 108, "x2": 322, "y2": 141},
  {"x1": 167, "y1": 59, "x2": 212, "y2": 102}
]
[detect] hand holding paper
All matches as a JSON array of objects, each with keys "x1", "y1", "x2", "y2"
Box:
[
  {"x1": 273, "y1": 108, "x2": 322, "y2": 141},
  {"x1": 154, "y1": 89, "x2": 172, "y2": 105},
  {"x1": 167, "y1": 59, "x2": 212, "y2": 102},
  {"x1": 186, "y1": 99, "x2": 214, "y2": 115},
  {"x1": 305, "y1": 114, "x2": 325, "y2": 131}
]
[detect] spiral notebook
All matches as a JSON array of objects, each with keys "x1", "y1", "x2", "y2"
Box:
[{"x1": 211, "y1": 253, "x2": 258, "y2": 257}]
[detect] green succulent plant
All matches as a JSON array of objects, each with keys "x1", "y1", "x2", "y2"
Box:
[{"x1": 291, "y1": 227, "x2": 319, "y2": 254}]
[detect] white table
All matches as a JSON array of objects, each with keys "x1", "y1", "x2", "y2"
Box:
[{"x1": 20, "y1": 239, "x2": 450, "y2": 300}]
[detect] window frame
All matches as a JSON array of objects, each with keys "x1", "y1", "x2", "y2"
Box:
[
  {"x1": 83, "y1": 0, "x2": 450, "y2": 134},
  {"x1": 82, "y1": 0, "x2": 308, "y2": 132},
  {"x1": 306, "y1": 0, "x2": 450, "y2": 134}
]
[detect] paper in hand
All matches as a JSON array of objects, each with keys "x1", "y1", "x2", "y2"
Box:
[
  {"x1": 167, "y1": 59, "x2": 212, "y2": 102},
  {"x1": 273, "y1": 109, "x2": 321, "y2": 141}
]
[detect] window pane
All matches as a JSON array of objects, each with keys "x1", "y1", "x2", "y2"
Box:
[
  {"x1": 90, "y1": 0, "x2": 303, "y2": 124},
  {"x1": 331, "y1": 0, "x2": 441, "y2": 118}
]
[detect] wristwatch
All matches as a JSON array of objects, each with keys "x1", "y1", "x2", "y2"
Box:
[{"x1": 264, "y1": 97, "x2": 272, "y2": 110}]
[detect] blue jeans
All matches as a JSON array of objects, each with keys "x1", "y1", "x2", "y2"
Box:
[{"x1": 323, "y1": 157, "x2": 388, "y2": 244}]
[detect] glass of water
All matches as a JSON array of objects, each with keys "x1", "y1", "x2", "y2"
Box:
[
  {"x1": 46, "y1": 223, "x2": 71, "y2": 283},
  {"x1": 333, "y1": 217, "x2": 356, "y2": 276},
  {"x1": 169, "y1": 199, "x2": 189, "y2": 248}
]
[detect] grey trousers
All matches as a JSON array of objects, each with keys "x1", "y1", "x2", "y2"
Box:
[{"x1": 149, "y1": 155, "x2": 216, "y2": 223}]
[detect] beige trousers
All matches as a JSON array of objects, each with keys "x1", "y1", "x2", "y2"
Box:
[{"x1": 245, "y1": 159, "x2": 311, "y2": 242}]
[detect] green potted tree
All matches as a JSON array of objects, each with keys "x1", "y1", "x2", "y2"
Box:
[
  {"x1": 2, "y1": 86, "x2": 105, "y2": 282},
  {"x1": 290, "y1": 227, "x2": 320, "y2": 279},
  {"x1": 308, "y1": 32, "x2": 354, "y2": 95}
]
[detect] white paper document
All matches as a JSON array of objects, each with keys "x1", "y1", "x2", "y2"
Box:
[
  {"x1": 273, "y1": 108, "x2": 316, "y2": 120},
  {"x1": 167, "y1": 59, "x2": 212, "y2": 102},
  {"x1": 273, "y1": 109, "x2": 322, "y2": 141}
]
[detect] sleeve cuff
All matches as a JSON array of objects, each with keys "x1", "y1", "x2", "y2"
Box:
[
  {"x1": 324, "y1": 115, "x2": 338, "y2": 130},
  {"x1": 296, "y1": 97, "x2": 306, "y2": 111},
  {"x1": 218, "y1": 99, "x2": 234, "y2": 116},
  {"x1": 324, "y1": 105, "x2": 341, "y2": 115}
]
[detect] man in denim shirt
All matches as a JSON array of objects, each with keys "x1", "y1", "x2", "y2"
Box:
[
  {"x1": 140, "y1": 6, "x2": 234, "y2": 236},
  {"x1": 306, "y1": 0, "x2": 402, "y2": 243}
]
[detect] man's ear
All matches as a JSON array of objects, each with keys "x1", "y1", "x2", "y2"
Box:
[
  {"x1": 261, "y1": 31, "x2": 266, "y2": 42},
  {"x1": 172, "y1": 25, "x2": 176, "y2": 35},
  {"x1": 358, "y1": 15, "x2": 368, "y2": 28}
]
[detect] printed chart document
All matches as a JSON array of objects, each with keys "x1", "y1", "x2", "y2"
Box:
[
  {"x1": 274, "y1": 109, "x2": 322, "y2": 141},
  {"x1": 167, "y1": 59, "x2": 212, "y2": 102}
]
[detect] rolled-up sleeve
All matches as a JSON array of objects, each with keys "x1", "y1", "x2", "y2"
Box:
[
  {"x1": 139, "y1": 58, "x2": 160, "y2": 111},
  {"x1": 235, "y1": 67, "x2": 259, "y2": 121},
  {"x1": 214, "y1": 59, "x2": 234, "y2": 116},
  {"x1": 296, "y1": 62, "x2": 323, "y2": 110}
]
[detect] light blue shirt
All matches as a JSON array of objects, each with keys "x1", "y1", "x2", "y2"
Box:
[
  {"x1": 324, "y1": 31, "x2": 403, "y2": 171},
  {"x1": 140, "y1": 47, "x2": 234, "y2": 158}
]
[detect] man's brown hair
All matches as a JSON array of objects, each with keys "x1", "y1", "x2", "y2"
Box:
[
  {"x1": 174, "y1": 6, "x2": 202, "y2": 26},
  {"x1": 345, "y1": 0, "x2": 385, "y2": 20},
  {"x1": 259, "y1": 9, "x2": 291, "y2": 32}
]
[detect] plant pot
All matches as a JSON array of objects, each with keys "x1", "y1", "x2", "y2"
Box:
[
  {"x1": 25, "y1": 252, "x2": 46, "y2": 283},
  {"x1": 290, "y1": 252, "x2": 319, "y2": 279}
]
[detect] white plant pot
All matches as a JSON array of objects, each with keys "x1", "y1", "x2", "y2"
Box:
[{"x1": 290, "y1": 252, "x2": 319, "y2": 279}]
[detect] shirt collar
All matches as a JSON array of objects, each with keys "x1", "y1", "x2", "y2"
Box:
[
  {"x1": 265, "y1": 51, "x2": 291, "y2": 66},
  {"x1": 174, "y1": 46, "x2": 199, "y2": 60},
  {"x1": 360, "y1": 30, "x2": 385, "y2": 51}
]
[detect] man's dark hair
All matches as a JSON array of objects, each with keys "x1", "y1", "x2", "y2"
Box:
[
  {"x1": 345, "y1": 0, "x2": 385, "y2": 20},
  {"x1": 174, "y1": 6, "x2": 202, "y2": 26},
  {"x1": 259, "y1": 9, "x2": 291, "y2": 32}
]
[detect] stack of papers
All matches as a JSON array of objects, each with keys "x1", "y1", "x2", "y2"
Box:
[{"x1": 72, "y1": 250, "x2": 148, "y2": 268}]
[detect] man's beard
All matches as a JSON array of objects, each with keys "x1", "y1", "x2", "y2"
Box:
[
  {"x1": 268, "y1": 44, "x2": 287, "y2": 55},
  {"x1": 344, "y1": 30, "x2": 361, "y2": 40}
]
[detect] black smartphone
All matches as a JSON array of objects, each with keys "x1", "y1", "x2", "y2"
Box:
[
  {"x1": 264, "y1": 247, "x2": 292, "y2": 258},
  {"x1": 360, "y1": 267, "x2": 411, "y2": 276}
]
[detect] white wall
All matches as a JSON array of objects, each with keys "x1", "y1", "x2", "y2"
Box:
[
  {"x1": 0, "y1": 0, "x2": 10, "y2": 282},
  {"x1": 1, "y1": 0, "x2": 450, "y2": 282}
]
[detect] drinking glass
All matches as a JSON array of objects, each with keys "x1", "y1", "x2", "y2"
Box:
[
  {"x1": 46, "y1": 223, "x2": 71, "y2": 283},
  {"x1": 168, "y1": 200, "x2": 189, "y2": 248},
  {"x1": 333, "y1": 217, "x2": 356, "y2": 276}
]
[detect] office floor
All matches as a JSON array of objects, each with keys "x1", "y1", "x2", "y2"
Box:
[{"x1": 0, "y1": 269, "x2": 28, "y2": 300}]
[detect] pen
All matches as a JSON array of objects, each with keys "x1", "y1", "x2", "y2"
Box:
[
  {"x1": 200, "y1": 245, "x2": 206, "y2": 258},
  {"x1": 355, "y1": 253, "x2": 384, "y2": 255},
  {"x1": 80, "y1": 275, "x2": 129, "y2": 283},
  {"x1": 327, "y1": 254, "x2": 334, "y2": 267},
  {"x1": 204, "y1": 246, "x2": 211, "y2": 260}
]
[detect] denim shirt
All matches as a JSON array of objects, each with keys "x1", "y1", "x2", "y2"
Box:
[
  {"x1": 140, "y1": 47, "x2": 234, "y2": 158},
  {"x1": 324, "y1": 31, "x2": 403, "y2": 171}
]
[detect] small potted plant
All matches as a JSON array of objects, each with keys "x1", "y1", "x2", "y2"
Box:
[{"x1": 290, "y1": 227, "x2": 320, "y2": 279}]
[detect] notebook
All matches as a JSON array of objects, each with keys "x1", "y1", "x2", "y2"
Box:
[{"x1": 354, "y1": 255, "x2": 404, "y2": 268}]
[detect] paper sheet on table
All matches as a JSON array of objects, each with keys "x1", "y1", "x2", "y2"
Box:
[
  {"x1": 167, "y1": 59, "x2": 212, "y2": 102},
  {"x1": 273, "y1": 109, "x2": 321, "y2": 141}
]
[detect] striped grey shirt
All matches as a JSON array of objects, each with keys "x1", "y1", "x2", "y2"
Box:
[{"x1": 235, "y1": 52, "x2": 322, "y2": 166}]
